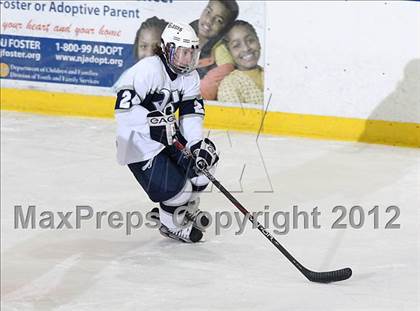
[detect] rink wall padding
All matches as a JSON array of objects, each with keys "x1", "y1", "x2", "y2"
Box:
[
  {"x1": 1, "y1": 88, "x2": 113, "y2": 118},
  {"x1": 2, "y1": 88, "x2": 419, "y2": 148}
]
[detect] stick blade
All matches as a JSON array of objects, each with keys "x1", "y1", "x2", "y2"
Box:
[{"x1": 305, "y1": 267, "x2": 352, "y2": 283}]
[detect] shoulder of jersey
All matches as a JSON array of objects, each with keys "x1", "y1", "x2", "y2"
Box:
[
  {"x1": 132, "y1": 55, "x2": 163, "y2": 76},
  {"x1": 115, "y1": 56, "x2": 164, "y2": 91}
]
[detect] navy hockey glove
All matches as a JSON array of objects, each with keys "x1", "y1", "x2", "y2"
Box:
[
  {"x1": 189, "y1": 138, "x2": 219, "y2": 171},
  {"x1": 147, "y1": 110, "x2": 176, "y2": 146}
]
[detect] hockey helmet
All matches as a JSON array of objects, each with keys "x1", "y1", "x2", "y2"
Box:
[{"x1": 161, "y1": 22, "x2": 200, "y2": 74}]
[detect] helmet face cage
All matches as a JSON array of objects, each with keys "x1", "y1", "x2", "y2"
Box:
[{"x1": 164, "y1": 42, "x2": 200, "y2": 74}]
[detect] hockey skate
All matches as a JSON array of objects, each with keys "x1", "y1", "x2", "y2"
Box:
[
  {"x1": 150, "y1": 198, "x2": 209, "y2": 231},
  {"x1": 158, "y1": 208, "x2": 203, "y2": 243}
]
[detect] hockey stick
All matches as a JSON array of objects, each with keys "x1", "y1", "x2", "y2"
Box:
[{"x1": 174, "y1": 140, "x2": 352, "y2": 283}]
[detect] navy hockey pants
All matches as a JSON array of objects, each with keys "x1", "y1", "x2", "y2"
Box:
[{"x1": 128, "y1": 145, "x2": 206, "y2": 203}]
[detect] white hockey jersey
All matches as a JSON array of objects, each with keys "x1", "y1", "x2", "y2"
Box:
[{"x1": 114, "y1": 54, "x2": 205, "y2": 165}]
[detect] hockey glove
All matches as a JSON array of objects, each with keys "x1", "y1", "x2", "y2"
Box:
[
  {"x1": 189, "y1": 138, "x2": 219, "y2": 171},
  {"x1": 147, "y1": 110, "x2": 176, "y2": 146}
]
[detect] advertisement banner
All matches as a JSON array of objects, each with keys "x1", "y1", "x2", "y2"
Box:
[
  {"x1": 0, "y1": 0, "x2": 265, "y2": 104},
  {"x1": 1, "y1": 34, "x2": 131, "y2": 86}
]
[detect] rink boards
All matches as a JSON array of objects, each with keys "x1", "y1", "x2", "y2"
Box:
[
  {"x1": 1, "y1": 1, "x2": 419, "y2": 147},
  {"x1": 2, "y1": 87, "x2": 419, "y2": 147}
]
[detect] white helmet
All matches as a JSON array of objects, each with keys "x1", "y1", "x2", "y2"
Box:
[{"x1": 161, "y1": 22, "x2": 200, "y2": 74}]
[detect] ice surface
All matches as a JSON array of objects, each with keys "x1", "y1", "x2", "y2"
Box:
[{"x1": 1, "y1": 111, "x2": 419, "y2": 311}]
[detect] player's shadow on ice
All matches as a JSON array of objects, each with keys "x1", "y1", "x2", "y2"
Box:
[
  {"x1": 269, "y1": 59, "x2": 419, "y2": 203},
  {"x1": 119, "y1": 238, "x2": 221, "y2": 266},
  {"x1": 358, "y1": 58, "x2": 420, "y2": 146}
]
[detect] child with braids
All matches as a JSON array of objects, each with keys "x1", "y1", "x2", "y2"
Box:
[
  {"x1": 133, "y1": 16, "x2": 168, "y2": 62},
  {"x1": 114, "y1": 17, "x2": 168, "y2": 91}
]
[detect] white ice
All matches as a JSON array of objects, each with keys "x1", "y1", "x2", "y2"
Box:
[{"x1": 1, "y1": 111, "x2": 419, "y2": 311}]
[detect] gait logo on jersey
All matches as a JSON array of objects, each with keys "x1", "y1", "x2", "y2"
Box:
[{"x1": 149, "y1": 114, "x2": 176, "y2": 125}]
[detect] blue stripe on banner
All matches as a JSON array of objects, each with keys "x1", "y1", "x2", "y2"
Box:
[{"x1": 0, "y1": 34, "x2": 135, "y2": 87}]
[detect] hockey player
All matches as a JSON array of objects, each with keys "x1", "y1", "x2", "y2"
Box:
[{"x1": 114, "y1": 21, "x2": 219, "y2": 243}]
